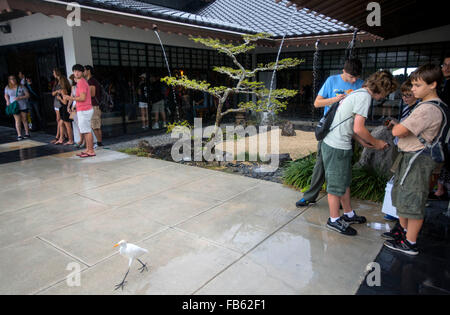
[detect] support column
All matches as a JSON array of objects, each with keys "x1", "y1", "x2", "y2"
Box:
[{"x1": 62, "y1": 23, "x2": 92, "y2": 76}]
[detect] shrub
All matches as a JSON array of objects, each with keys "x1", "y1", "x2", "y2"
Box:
[
  {"x1": 166, "y1": 120, "x2": 192, "y2": 134},
  {"x1": 233, "y1": 151, "x2": 266, "y2": 163},
  {"x1": 119, "y1": 147, "x2": 149, "y2": 157},
  {"x1": 282, "y1": 153, "x2": 318, "y2": 192},
  {"x1": 282, "y1": 153, "x2": 389, "y2": 202},
  {"x1": 350, "y1": 166, "x2": 389, "y2": 203}
]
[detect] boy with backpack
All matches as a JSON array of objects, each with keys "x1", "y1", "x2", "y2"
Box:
[
  {"x1": 296, "y1": 58, "x2": 364, "y2": 208},
  {"x1": 384, "y1": 64, "x2": 445, "y2": 256},
  {"x1": 321, "y1": 70, "x2": 397, "y2": 236}
]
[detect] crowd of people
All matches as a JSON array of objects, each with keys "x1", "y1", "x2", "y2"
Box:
[
  {"x1": 296, "y1": 55, "x2": 450, "y2": 257},
  {"x1": 3, "y1": 64, "x2": 220, "y2": 155},
  {"x1": 48, "y1": 65, "x2": 104, "y2": 152},
  {"x1": 3, "y1": 64, "x2": 104, "y2": 157}
]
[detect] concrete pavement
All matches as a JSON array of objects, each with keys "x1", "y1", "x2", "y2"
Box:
[{"x1": 0, "y1": 143, "x2": 388, "y2": 295}]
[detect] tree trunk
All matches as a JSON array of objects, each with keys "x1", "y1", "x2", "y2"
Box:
[{"x1": 212, "y1": 99, "x2": 224, "y2": 140}]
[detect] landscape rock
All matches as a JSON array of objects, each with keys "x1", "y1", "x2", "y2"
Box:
[
  {"x1": 266, "y1": 153, "x2": 292, "y2": 165},
  {"x1": 138, "y1": 140, "x2": 154, "y2": 153},
  {"x1": 356, "y1": 125, "x2": 398, "y2": 176},
  {"x1": 281, "y1": 121, "x2": 296, "y2": 137}
]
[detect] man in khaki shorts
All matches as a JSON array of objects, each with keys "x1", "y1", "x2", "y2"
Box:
[{"x1": 85, "y1": 65, "x2": 103, "y2": 147}]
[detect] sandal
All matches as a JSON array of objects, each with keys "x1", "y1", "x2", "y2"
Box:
[
  {"x1": 76, "y1": 152, "x2": 88, "y2": 156},
  {"x1": 79, "y1": 153, "x2": 96, "y2": 158},
  {"x1": 50, "y1": 138, "x2": 58, "y2": 144},
  {"x1": 64, "y1": 142, "x2": 74, "y2": 146}
]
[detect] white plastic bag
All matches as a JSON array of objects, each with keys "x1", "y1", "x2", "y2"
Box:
[{"x1": 381, "y1": 177, "x2": 398, "y2": 218}]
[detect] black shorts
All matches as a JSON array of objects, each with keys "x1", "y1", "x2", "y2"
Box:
[{"x1": 60, "y1": 105, "x2": 73, "y2": 122}]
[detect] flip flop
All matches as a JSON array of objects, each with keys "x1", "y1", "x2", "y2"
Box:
[
  {"x1": 79, "y1": 153, "x2": 96, "y2": 158},
  {"x1": 76, "y1": 152, "x2": 88, "y2": 156}
]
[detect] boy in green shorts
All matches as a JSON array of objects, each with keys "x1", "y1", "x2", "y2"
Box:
[
  {"x1": 322, "y1": 71, "x2": 398, "y2": 236},
  {"x1": 384, "y1": 64, "x2": 444, "y2": 255}
]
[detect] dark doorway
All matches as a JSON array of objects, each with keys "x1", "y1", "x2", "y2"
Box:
[{"x1": 0, "y1": 37, "x2": 66, "y2": 132}]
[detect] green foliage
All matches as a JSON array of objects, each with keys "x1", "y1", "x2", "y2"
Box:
[
  {"x1": 233, "y1": 151, "x2": 266, "y2": 163},
  {"x1": 282, "y1": 153, "x2": 318, "y2": 192},
  {"x1": 256, "y1": 58, "x2": 303, "y2": 72},
  {"x1": 161, "y1": 76, "x2": 211, "y2": 93},
  {"x1": 190, "y1": 32, "x2": 273, "y2": 56},
  {"x1": 161, "y1": 33, "x2": 303, "y2": 125},
  {"x1": 222, "y1": 129, "x2": 242, "y2": 141},
  {"x1": 350, "y1": 166, "x2": 389, "y2": 203},
  {"x1": 119, "y1": 147, "x2": 149, "y2": 157},
  {"x1": 283, "y1": 154, "x2": 389, "y2": 202},
  {"x1": 166, "y1": 120, "x2": 192, "y2": 134}
]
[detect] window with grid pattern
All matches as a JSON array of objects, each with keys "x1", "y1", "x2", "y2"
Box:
[{"x1": 90, "y1": 38, "x2": 449, "y2": 73}]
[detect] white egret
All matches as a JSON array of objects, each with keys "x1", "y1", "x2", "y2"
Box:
[{"x1": 113, "y1": 240, "x2": 149, "y2": 290}]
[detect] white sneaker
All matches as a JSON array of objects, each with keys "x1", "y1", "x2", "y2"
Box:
[
  {"x1": 152, "y1": 122, "x2": 159, "y2": 129},
  {"x1": 162, "y1": 122, "x2": 167, "y2": 128}
]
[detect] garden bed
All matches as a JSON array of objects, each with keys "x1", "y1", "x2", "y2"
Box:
[{"x1": 117, "y1": 127, "x2": 318, "y2": 184}]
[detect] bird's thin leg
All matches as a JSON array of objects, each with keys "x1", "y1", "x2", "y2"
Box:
[
  {"x1": 137, "y1": 259, "x2": 148, "y2": 273},
  {"x1": 115, "y1": 268, "x2": 130, "y2": 291}
]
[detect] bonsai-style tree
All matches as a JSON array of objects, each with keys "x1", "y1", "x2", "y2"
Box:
[{"x1": 161, "y1": 33, "x2": 303, "y2": 137}]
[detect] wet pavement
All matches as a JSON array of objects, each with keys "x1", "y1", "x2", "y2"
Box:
[
  {"x1": 0, "y1": 126, "x2": 79, "y2": 164},
  {"x1": 357, "y1": 200, "x2": 450, "y2": 295},
  {"x1": 0, "y1": 125, "x2": 449, "y2": 295},
  {"x1": 0, "y1": 126, "x2": 167, "y2": 165}
]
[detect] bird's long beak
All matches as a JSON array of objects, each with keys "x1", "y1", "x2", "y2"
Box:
[{"x1": 113, "y1": 243, "x2": 119, "y2": 247}]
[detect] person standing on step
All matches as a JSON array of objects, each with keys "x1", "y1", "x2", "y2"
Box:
[
  {"x1": 296, "y1": 58, "x2": 364, "y2": 208},
  {"x1": 18, "y1": 71, "x2": 26, "y2": 86},
  {"x1": 150, "y1": 75, "x2": 167, "y2": 129},
  {"x1": 51, "y1": 68, "x2": 66, "y2": 144},
  {"x1": 25, "y1": 76, "x2": 43, "y2": 132},
  {"x1": 68, "y1": 74, "x2": 84, "y2": 148},
  {"x1": 84, "y1": 65, "x2": 103, "y2": 147},
  {"x1": 4, "y1": 75, "x2": 30, "y2": 141},
  {"x1": 54, "y1": 74, "x2": 73, "y2": 145},
  {"x1": 64, "y1": 64, "x2": 95, "y2": 158},
  {"x1": 137, "y1": 73, "x2": 149, "y2": 129}
]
